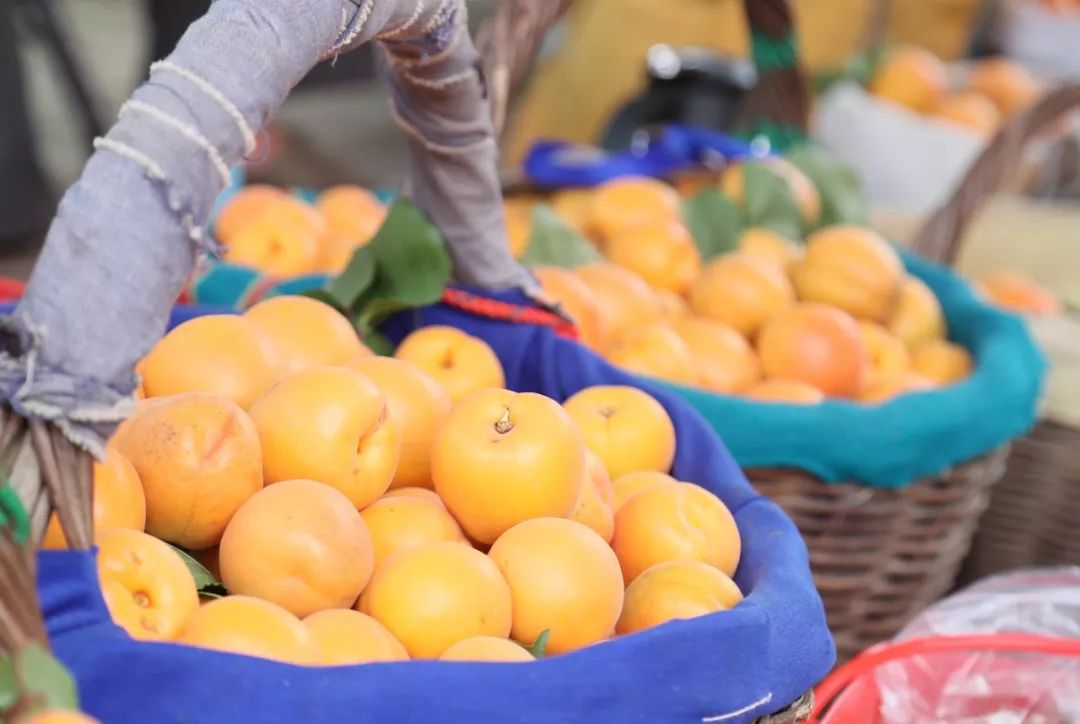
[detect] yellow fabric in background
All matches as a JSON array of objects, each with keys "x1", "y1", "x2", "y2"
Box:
[{"x1": 504, "y1": 0, "x2": 984, "y2": 165}]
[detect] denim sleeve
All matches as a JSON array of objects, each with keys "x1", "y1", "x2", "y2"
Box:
[{"x1": 0, "y1": 0, "x2": 529, "y2": 455}]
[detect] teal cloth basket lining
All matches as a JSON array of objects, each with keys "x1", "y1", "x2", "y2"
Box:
[{"x1": 656, "y1": 248, "x2": 1046, "y2": 489}]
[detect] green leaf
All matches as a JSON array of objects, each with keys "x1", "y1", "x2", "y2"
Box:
[
  {"x1": 363, "y1": 330, "x2": 395, "y2": 357},
  {"x1": 365, "y1": 198, "x2": 452, "y2": 307},
  {"x1": 681, "y1": 188, "x2": 745, "y2": 260},
  {"x1": 0, "y1": 656, "x2": 17, "y2": 712},
  {"x1": 198, "y1": 584, "x2": 228, "y2": 600},
  {"x1": 525, "y1": 629, "x2": 551, "y2": 659},
  {"x1": 300, "y1": 287, "x2": 346, "y2": 311},
  {"x1": 742, "y1": 163, "x2": 803, "y2": 240},
  {"x1": 168, "y1": 544, "x2": 228, "y2": 596},
  {"x1": 786, "y1": 146, "x2": 869, "y2": 229},
  {"x1": 15, "y1": 644, "x2": 78, "y2": 712},
  {"x1": 519, "y1": 204, "x2": 601, "y2": 269},
  {"x1": 327, "y1": 244, "x2": 377, "y2": 308},
  {"x1": 353, "y1": 296, "x2": 410, "y2": 337}
]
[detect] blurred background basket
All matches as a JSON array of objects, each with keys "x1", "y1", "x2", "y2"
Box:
[
  {"x1": 759, "y1": 84, "x2": 1079, "y2": 661},
  {"x1": 941, "y1": 84, "x2": 1080, "y2": 584}
]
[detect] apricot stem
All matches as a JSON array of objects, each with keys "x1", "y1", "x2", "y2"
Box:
[
  {"x1": 133, "y1": 591, "x2": 151, "y2": 608},
  {"x1": 494, "y1": 407, "x2": 513, "y2": 434}
]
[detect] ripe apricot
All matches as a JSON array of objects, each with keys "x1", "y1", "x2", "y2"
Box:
[
  {"x1": 244, "y1": 295, "x2": 370, "y2": 374},
  {"x1": 504, "y1": 199, "x2": 533, "y2": 258},
  {"x1": 179, "y1": 595, "x2": 318, "y2": 664},
  {"x1": 588, "y1": 176, "x2": 681, "y2": 241},
  {"x1": 792, "y1": 226, "x2": 904, "y2": 322},
  {"x1": 382, "y1": 487, "x2": 446, "y2": 507},
  {"x1": 672, "y1": 317, "x2": 762, "y2": 393},
  {"x1": 868, "y1": 45, "x2": 948, "y2": 113},
  {"x1": 490, "y1": 517, "x2": 624, "y2": 654},
  {"x1": 932, "y1": 92, "x2": 1001, "y2": 135},
  {"x1": 249, "y1": 367, "x2": 400, "y2": 509},
  {"x1": 859, "y1": 322, "x2": 912, "y2": 380},
  {"x1": 721, "y1": 158, "x2": 821, "y2": 227},
  {"x1": 116, "y1": 393, "x2": 263, "y2": 550},
  {"x1": 563, "y1": 385, "x2": 676, "y2": 480},
  {"x1": 977, "y1": 271, "x2": 1062, "y2": 315},
  {"x1": 689, "y1": 254, "x2": 794, "y2": 336},
  {"x1": 42, "y1": 446, "x2": 145, "y2": 549},
  {"x1": 655, "y1": 289, "x2": 690, "y2": 320},
  {"x1": 214, "y1": 185, "x2": 290, "y2": 244},
  {"x1": 96, "y1": 528, "x2": 199, "y2": 641},
  {"x1": 348, "y1": 356, "x2": 451, "y2": 490},
  {"x1": 888, "y1": 276, "x2": 947, "y2": 349},
  {"x1": 360, "y1": 495, "x2": 465, "y2": 567},
  {"x1": 550, "y1": 188, "x2": 593, "y2": 235},
  {"x1": 575, "y1": 263, "x2": 663, "y2": 341},
  {"x1": 744, "y1": 379, "x2": 825, "y2": 404},
  {"x1": 358, "y1": 542, "x2": 513, "y2": 658},
  {"x1": 302, "y1": 609, "x2": 408, "y2": 665},
  {"x1": 912, "y1": 340, "x2": 974, "y2": 385},
  {"x1": 758, "y1": 303, "x2": 869, "y2": 398},
  {"x1": 569, "y1": 450, "x2": 615, "y2": 543},
  {"x1": 611, "y1": 471, "x2": 679, "y2": 510},
  {"x1": 394, "y1": 326, "x2": 506, "y2": 403},
  {"x1": 315, "y1": 234, "x2": 366, "y2": 275},
  {"x1": 737, "y1": 227, "x2": 804, "y2": 270},
  {"x1": 533, "y1": 266, "x2": 608, "y2": 350},
  {"x1": 439, "y1": 636, "x2": 534, "y2": 662},
  {"x1": 224, "y1": 207, "x2": 320, "y2": 276},
  {"x1": 140, "y1": 315, "x2": 281, "y2": 409},
  {"x1": 17, "y1": 711, "x2": 100, "y2": 724},
  {"x1": 616, "y1": 560, "x2": 743, "y2": 635},
  {"x1": 431, "y1": 389, "x2": 584, "y2": 544},
  {"x1": 967, "y1": 58, "x2": 1041, "y2": 118},
  {"x1": 605, "y1": 323, "x2": 698, "y2": 385},
  {"x1": 860, "y1": 370, "x2": 935, "y2": 404},
  {"x1": 316, "y1": 185, "x2": 386, "y2": 245},
  {"x1": 603, "y1": 221, "x2": 702, "y2": 295},
  {"x1": 219, "y1": 479, "x2": 374, "y2": 617},
  {"x1": 612, "y1": 482, "x2": 741, "y2": 584}
]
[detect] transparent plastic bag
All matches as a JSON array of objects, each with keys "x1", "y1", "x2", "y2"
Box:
[{"x1": 876, "y1": 568, "x2": 1080, "y2": 723}]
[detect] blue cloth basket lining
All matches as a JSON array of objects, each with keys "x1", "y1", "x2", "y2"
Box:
[{"x1": 36, "y1": 295, "x2": 834, "y2": 724}]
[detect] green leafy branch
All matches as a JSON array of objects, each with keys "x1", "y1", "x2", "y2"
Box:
[
  {"x1": 681, "y1": 151, "x2": 868, "y2": 261},
  {"x1": 519, "y1": 204, "x2": 601, "y2": 269},
  {"x1": 304, "y1": 198, "x2": 452, "y2": 355},
  {"x1": 169, "y1": 544, "x2": 228, "y2": 599}
]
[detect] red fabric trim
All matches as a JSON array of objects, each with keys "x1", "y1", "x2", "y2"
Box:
[
  {"x1": 240, "y1": 275, "x2": 281, "y2": 309},
  {"x1": 0, "y1": 278, "x2": 26, "y2": 303},
  {"x1": 440, "y1": 288, "x2": 580, "y2": 340}
]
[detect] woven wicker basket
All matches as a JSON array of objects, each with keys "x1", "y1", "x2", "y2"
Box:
[
  {"x1": 751, "y1": 82, "x2": 1080, "y2": 663},
  {"x1": 946, "y1": 87, "x2": 1080, "y2": 584},
  {"x1": 749, "y1": 453, "x2": 1008, "y2": 662},
  {"x1": 0, "y1": 2, "x2": 818, "y2": 722},
  {"x1": 964, "y1": 421, "x2": 1080, "y2": 580}
]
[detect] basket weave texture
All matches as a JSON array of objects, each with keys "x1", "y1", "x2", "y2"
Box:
[
  {"x1": 750, "y1": 449, "x2": 1008, "y2": 662},
  {"x1": 963, "y1": 421, "x2": 1080, "y2": 582}
]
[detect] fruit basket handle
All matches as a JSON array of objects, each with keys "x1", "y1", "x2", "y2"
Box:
[
  {"x1": 910, "y1": 82, "x2": 1080, "y2": 265},
  {"x1": 0, "y1": 0, "x2": 522, "y2": 680},
  {"x1": 737, "y1": 0, "x2": 809, "y2": 149},
  {"x1": 476, "y1": 0, "x2": 573, "y2": 140}
]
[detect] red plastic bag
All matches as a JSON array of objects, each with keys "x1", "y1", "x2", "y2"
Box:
[{"x1": 813, "y1": 569, "x2": 1080, "y2": 723}]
